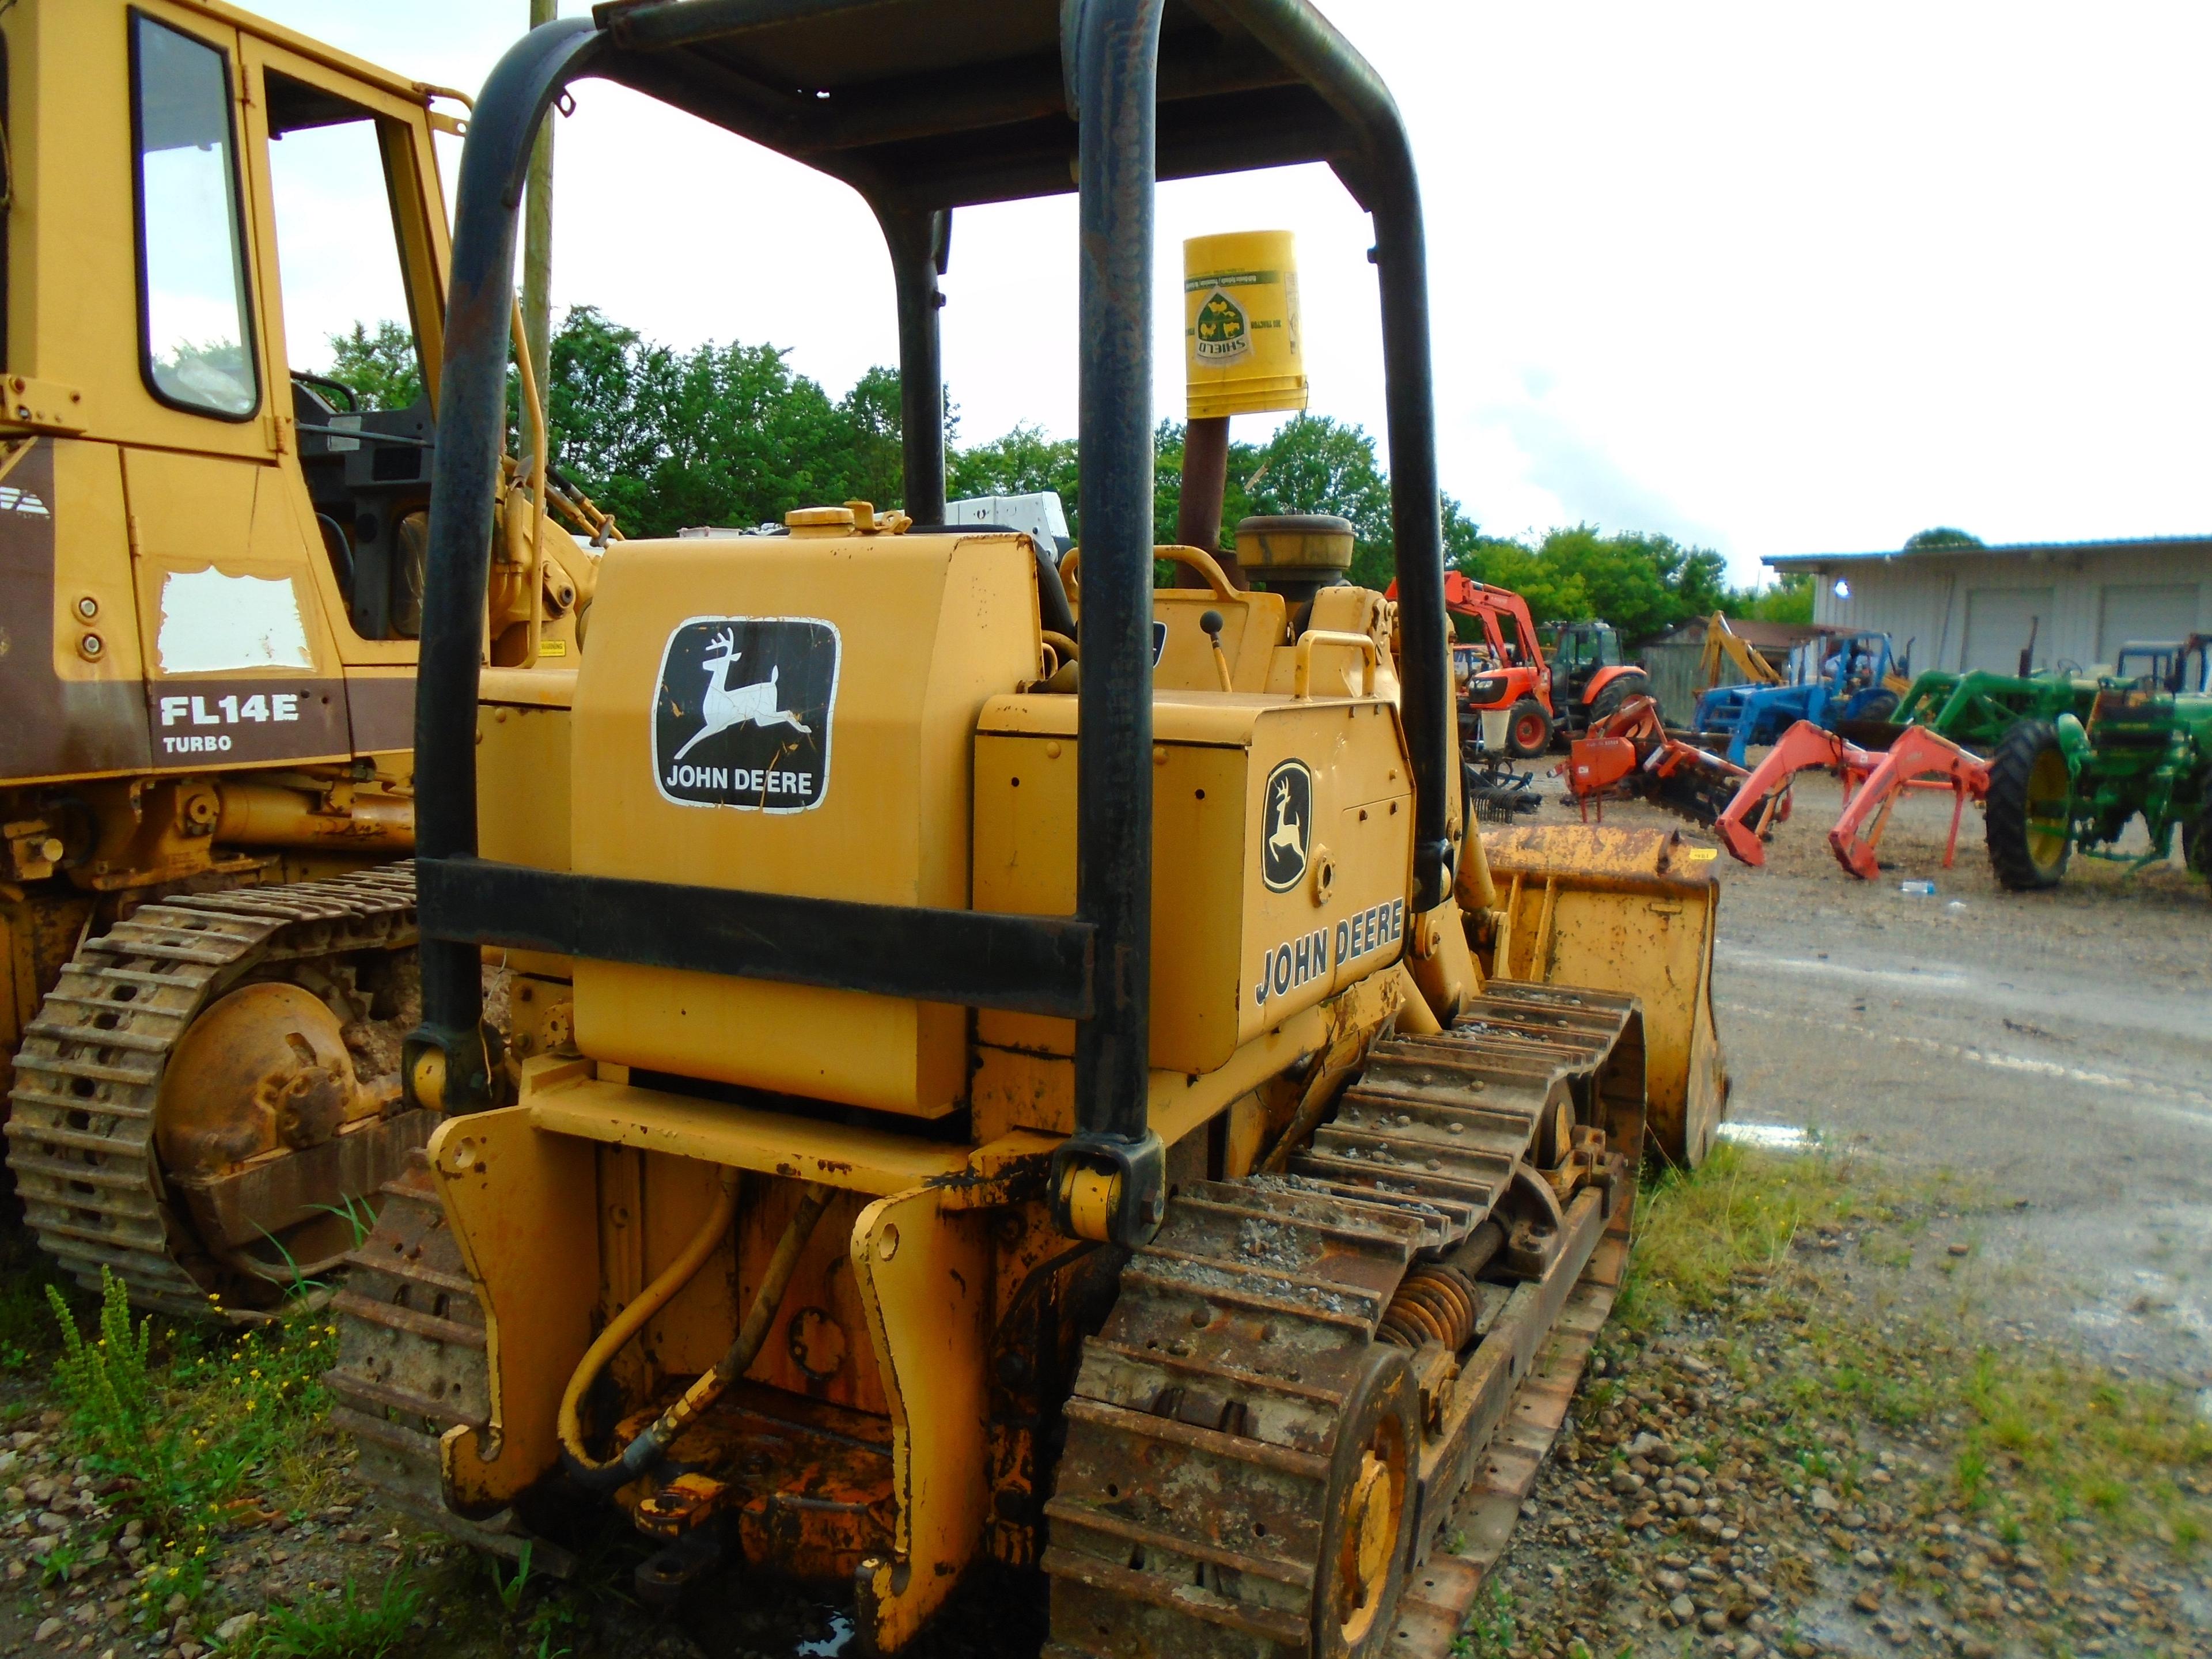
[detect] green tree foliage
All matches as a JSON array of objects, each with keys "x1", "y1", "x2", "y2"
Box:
[
  {"x1": 1457, "y1": 524, "x2": 1734, "y2": 643},
  {"x1": 1904, "y1": 526, "x2": 1983, "y2": 550},
  {"x1": 441, "y1": 307, "x2": 1764, "y2": 640},
  {"x1": 949, "y1": 422, "x2": 1081, "y2": 516},
  {"x1": 544, "y1": 307, "x2": 906, "y2": 539},
  {"x1": 323, "y1": 320, "x2": 422, "y2": 411},
  {"x1": 1745, "y1": 570, "x2": 1815, "y2": 624}
]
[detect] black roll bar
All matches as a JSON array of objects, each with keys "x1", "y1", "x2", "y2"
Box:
[
  {"x1": 406, "y1": 18, "x2": 607, "y2": 1116},
  {"x1": 404, "y1": 0, "x2": 1449, "y2": 1251},
  {"x1": 1054, "y1": 0, "x2": 1169, "y2": 1233},
  {"x1": 874, "y1": 201, "x2": 949, "y2": 525}
]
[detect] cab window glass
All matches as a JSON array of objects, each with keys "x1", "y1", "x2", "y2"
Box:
[
  {"x1": 263, "y1": 73, "x2": 423, "y2": 411},
  {"x1": 264, "y1": 72, "x2": 431, "y2": 640},
  {"x1": 132, "y1": 14, "x2": 258, "y2": 418}
]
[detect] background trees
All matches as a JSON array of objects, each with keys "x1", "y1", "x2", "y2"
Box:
[{"x1": 324, "y1": 308, "x2": 1800, "y2": 634}]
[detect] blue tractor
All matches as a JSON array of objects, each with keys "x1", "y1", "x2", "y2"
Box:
[{"x1": 1694, "y1": 630, "x2": 1906, "y2": 764}]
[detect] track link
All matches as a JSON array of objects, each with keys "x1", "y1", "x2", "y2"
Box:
[
  {"x1": 1043, "y1": 985, "x2": 1641, "y2": 1659},
  {"x1": 5, "y1": 866, "x2": 418, "y2": 1316},
  {"x1": 324, "y1": 1157, "x2": 554, "y2": 1565}
]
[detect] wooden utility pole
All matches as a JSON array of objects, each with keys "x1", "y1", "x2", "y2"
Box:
[{"x1": 521, "y1": 0, "x2": 556, "y2": 398}]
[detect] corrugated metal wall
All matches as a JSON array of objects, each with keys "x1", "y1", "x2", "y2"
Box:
[{"x1": 1803, "y1": 546, "x2": 2211, "y2": 676}]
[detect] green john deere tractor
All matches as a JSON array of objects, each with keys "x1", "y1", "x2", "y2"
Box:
[
  {"x1": 1836, "y1": 666, "x2": 2096, "y2": 755},
  {"x1": 1983, "y1": 636, "x2": 2212, "y2": 890}
]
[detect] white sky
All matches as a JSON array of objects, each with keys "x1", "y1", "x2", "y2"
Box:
[{"x1": 249, "y1": 2, "x2": 2211, "y2": 585}]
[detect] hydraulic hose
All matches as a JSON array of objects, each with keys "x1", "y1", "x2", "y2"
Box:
[
  {"x1": 559, "y1": 1168, "x2": 737, "y2": 1483},
  {"x1": 563, "y1": 1175, "x2": 837, "y2": 1493}
]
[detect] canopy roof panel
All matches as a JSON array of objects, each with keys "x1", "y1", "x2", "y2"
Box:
[{"x1": 588, "y1": 0, "x2": 1380, "y2": 209}]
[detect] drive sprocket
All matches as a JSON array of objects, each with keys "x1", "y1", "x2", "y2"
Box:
[{"x1": 5, "y1": 866, "x2": 423, "y2": 1316}]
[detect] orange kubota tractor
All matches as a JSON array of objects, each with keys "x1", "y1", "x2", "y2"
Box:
[{"x1": 1408, "y1": 573, "x2": 1649, "y2": 760}]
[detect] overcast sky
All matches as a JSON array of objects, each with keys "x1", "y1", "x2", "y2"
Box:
[{"x1": 251, "y1": 2, "x2": 2210, "y2": 585}]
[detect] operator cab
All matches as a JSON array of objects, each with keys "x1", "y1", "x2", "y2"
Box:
[{"x1": 2111, "y1": 640, "x2": 2184, "y2": 690}]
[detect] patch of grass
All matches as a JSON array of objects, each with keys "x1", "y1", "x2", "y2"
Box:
[
  {"x1": 44, "y1": 1269, "x2": 343, "y2": 1611},
  {"x1": 1618, "y1": 1145, "x2": 2212, "y2": 1558},
  {"x1": 1953, "y1": 1349, "x2": 2212, "y2": 1546},
  {"x1": 1455, "y1": 1581, "x2": 1517, "y2": 1658},
  {"x1": 1614, "y1": 1141, "x2": 1865, "y2": 1337},
  {"x1": 252, "y1": 1578, "x2": 422, "y2": 1659}
]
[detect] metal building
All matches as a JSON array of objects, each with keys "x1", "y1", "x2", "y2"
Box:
[{"x1": 1765, "y1": 536, "x2": 2211, "y2": 676}]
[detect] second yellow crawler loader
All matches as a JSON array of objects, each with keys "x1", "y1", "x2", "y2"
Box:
[{"x1": 329, "y1": 1, "x2": 1729, "y2": 1652}]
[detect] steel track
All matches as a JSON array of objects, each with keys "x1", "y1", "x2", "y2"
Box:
[
  {"x1": 4, "y1": 866, "x2": 418, "y2": 1317},
  {"x1": 325, "y1": 1157, "x2": 555, "y2": 1565},
  {"x1": 1041, "y1": 984, "x2": 1641, "y2": 1659}
]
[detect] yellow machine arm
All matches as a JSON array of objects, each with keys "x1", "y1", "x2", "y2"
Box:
[{"x1": 1694, "y1": 611, "x2": 1785, "y2": 692}]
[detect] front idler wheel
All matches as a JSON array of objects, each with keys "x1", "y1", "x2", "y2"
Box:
[{"x1": 1314, "y1": 1344, "x2": 1418, "y2": 1659}]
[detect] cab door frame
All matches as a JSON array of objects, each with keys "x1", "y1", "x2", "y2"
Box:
[{"x1": 232, "y1": 26, "x2": 452, "y2": 678}]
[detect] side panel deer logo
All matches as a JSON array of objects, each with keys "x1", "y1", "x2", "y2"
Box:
[
  {"x1": 1260, "y1": 759, "x2": 1313, "y2": 893},
  {"x1": 653, "y1": 616, "x2": 839, "y2": 812}
]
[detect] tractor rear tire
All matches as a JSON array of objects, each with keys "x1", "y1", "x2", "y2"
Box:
[
  {"x1": 1505, "y1": 698, "x2": 1554, "y2": 759},
  {"x1": 2184, "y1": 768, "x2": 2212, "y2": 880},
  {"x1": 1588, "y1": 673, "x2": 1654, "y2": 728},
  {"x1": 1984, "y1": 718, "x2": 2073, "y2": 891},
  {"x1": 1855, "y1": 690, "x2": 1899, "y2": 724}
]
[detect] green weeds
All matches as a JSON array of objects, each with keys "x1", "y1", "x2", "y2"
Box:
[
  {"x1": 252, "y1": 1578, "x2": 422, "y2": 1659},
  {"x1": 1613, "y1": 1141, "x2": 1866, "y2": 1339},
  {"x1": 1616, "y1": 1145, "x2": 2212, "y2": 1558},
  {"x1": 1456, "y1": 1582, "x2": 1518, "y2": 1658},
  {"x1": 44, "y1": 1270, "x2": 345, "y2": 1611}
]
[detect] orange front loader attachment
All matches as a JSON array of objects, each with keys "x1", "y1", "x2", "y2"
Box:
[
  {"x1": 1827, "y1": 724, "x2": 1989, "y2": 880},
  {"x1": 1559, "y1": 695, "x2": 1750, "y2": 828},
  {"x1": 1710, "y1": 719, "x2": 1988, "y2": 878}
]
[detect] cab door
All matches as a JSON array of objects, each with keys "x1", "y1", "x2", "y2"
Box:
[{"x1": 233, "y1": 29, "x2": 452, "y2": 755}]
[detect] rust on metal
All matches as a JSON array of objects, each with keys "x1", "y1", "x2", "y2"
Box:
[
  {"x1": 1041, "y1": 997, "x2": 1641, "y2": 1658},
  {"x1": 6, "y1": 865, "x2": 418, "y2": 1315}
]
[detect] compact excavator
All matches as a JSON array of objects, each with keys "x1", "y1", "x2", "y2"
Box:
[
  {"x1": 328, "y1": 3, "x2": 1731, "y2": 1654},
  {"x1": 0, "y1": 0, "x2": 592, "y2": 1312}
]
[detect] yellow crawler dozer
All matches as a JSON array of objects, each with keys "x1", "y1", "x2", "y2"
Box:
[
  {"x1": 330, "y1": 1, "x2": 1729, "y2": 1650},
  {"x1": 0, "y1": 0, "x2": 592, "y2": 1310}
]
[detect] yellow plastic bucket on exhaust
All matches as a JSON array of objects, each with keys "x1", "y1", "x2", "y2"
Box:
[{"x1": 1184, "y1": 230, "x2": 1309, "y2": 421}]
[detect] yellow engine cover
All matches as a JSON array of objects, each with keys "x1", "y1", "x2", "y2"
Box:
[
  {"x1": 567, "y1": 531, "x2": 1042, "y2": 1116},
  {"x1": 973, "y1": 690, "x2": 1414, "y2": 1077}
]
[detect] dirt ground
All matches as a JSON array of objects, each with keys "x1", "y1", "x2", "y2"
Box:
[
  {"x1": 1605, "y1": 766, "x2": 2212, "y2": 1387},
  {"x1": 1472, "y1": 761, "x2": 2211, "y2": 1659},
  {"x1": 0, "y1": 755, "x2": 2201, "y2": 1659}
]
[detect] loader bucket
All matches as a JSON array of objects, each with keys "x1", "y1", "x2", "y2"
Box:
[{"x1": 1478, "y1": 824, "x2": 1728, "y2": 1168}]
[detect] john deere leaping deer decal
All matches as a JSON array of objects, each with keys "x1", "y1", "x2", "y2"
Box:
[
  {"x1": 1260, "y1": 759, "x2": 1312, "y2": 892},
  {"x1": 653, "y1": 616, "x2": 840, "y2": 811},
  {"x1": 673, "y1": 628, "x2": 813, "y2": 760}
]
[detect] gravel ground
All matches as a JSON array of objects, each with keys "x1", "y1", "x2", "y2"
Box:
[{"x1": 0, "y1": 753, "x2": 2200, "y2": 1659}]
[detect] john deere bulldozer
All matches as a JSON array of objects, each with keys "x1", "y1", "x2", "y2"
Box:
[
  {"x1": 329, "y1": 2, "x2": 1730, "y2": 1653},
  {"x1": 0, "y1": 0, "x2": 591, "y2": 1313}
]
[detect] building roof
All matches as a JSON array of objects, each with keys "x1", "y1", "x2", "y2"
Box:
[{"x1": 1764, "y1": 534, "x2": 2212, "y2": 571}]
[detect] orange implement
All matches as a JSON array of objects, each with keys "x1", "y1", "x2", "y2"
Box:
[
  {"x1": 1711, "y1": 721, "x2": 1858, "y2": 866},
  {"x1": 1561, "y1": 696, "x2": 1750, "y2": 829},
  {"x1": 1825, "y1": 724, "x2": 1989, "y2": 880}
]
